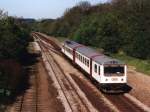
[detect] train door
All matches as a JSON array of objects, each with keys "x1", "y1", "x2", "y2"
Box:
[{"x1": 92, "y1": 61, "x2": 101, "y2": 83}]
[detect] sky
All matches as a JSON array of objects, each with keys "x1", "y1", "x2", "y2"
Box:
[{"x1": 0, "y1": 0, "x2": 109, "y2": 19}]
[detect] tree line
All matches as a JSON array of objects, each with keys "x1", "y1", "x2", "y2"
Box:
[
  {"x1": 0, "y1": 10, "x2": 31, "y2": 101},
  {"x1": 0, "y1": 11, "x2": 32, "y2": 60},
  {"x1": 35, "y1": 0, "x2": 150, "y2": 60}
]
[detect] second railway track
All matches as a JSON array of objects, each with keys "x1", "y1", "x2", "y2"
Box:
[{"x1": 14, "y1": 65, "x2": 38, "y2": 112}]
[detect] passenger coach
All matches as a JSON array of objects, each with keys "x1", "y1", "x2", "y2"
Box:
[{"x1": 62, "y1": 40, "x2": 127, "y2": 91}]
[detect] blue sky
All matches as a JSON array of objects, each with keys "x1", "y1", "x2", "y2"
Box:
[{"x1": 0, "y1": 0, "x2": 109, "y2": 19}]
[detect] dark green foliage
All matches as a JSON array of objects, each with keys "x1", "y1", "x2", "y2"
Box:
[
  {"x1": 73, "y1": 13, "x2": 124, "y2": 53},
  {"x1": 34, "y1": 0, "x2": 150, "y2": 59},
  {"x1": 0, "y1": 16, "x2": 31, "y2": 60},
  {"x1": 0, "y1": 10, "x2": 31, "y2": 102}
]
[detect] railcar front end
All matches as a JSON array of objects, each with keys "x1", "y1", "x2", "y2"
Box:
[{"x1": 100, "y1": 64, "x2": 127, "y2": 92}]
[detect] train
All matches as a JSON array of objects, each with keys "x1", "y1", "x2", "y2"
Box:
[{"x1": 62, "y1": 40, "x2": 127, "y2": 92}]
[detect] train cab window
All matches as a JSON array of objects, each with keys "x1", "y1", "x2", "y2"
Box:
[
  {"x1": 95, "y1": 64, "x2": 97, "y2": 73},
  {"x1": 99, "y1": 66, "x2": 101, "y2": 75},
  {"x1": 104, "y1": 66, "x2": 124, "y2": 76}
]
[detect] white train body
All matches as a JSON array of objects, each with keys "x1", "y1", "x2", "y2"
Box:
[{"x1": 62, "y1": 41, "x2": 127, "y2": 89}]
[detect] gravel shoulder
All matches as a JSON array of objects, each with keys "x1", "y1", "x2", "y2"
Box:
[
  {"x1": 38, "y1": 58, "x2": 65, "y2": 112},
  {"x1": 127, "y1": 68, "x2": 150, "y2": 107}
]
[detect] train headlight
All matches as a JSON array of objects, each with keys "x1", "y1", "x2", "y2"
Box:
[{"x1": 121, "y1": 78, "x2": 124, "y2": 81}]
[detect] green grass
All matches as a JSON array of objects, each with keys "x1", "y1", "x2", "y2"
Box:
[{"x1": 112, "y1": 53, "x2": 150, "y2": 75}]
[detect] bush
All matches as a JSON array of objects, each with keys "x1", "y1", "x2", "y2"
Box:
[{"x1": 0, "y1": 17, "x2": 30, "y2": 60}]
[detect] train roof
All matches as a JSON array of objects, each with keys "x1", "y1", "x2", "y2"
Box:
[
  {"x1": 64, "y1": 40, "x2": 82, "y2": 48},
  {"x1": 64, "y1": 40, "x2": 125, "y2": 65}
]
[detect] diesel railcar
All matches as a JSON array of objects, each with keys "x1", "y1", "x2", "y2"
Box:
[{"x1": 62, "y1": 40, "x2": 127, "y2": 92}]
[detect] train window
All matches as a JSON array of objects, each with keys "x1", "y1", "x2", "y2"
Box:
[
  {"x1": 83, "y1": 57, "x2": 85, "y2": 64},
  {"x1": 99, "y1": 66, "x2": 101, "y2": 75},
  {"x1": 79, "y1": 54, "x2": 81, "y2": 61},
  {"x1": 87, "y1": 60, "x2": 89, "y2": 67},
  {"x1": 85, "y1": 58, "x2": 87, "y2": 65},
  {"x1": 82, "y1": 57, "x2": 84, "y2": 63},
  {"x1": 81, "y1": 56, "x2": 82, "y2": 62},
  {"x1": 95, "y1": 64, "x2": 97, "y2": 73},
  {"x1": 79, "y1": 54, "x2": 80, "y2": 60}
]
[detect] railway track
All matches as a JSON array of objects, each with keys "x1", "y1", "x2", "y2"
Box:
[
  {"x1": 34, "y1": 33, "x2": 147, "y2": 112},
  {"x1": 39, "y1": 40, "x2": 96, "y2": 112},
  {"x1": 14, "y1": 66, "x2": 38, "y2": 112},
  {"x1": 104, "y1": 94, "x2": 144, "y2": 112}
]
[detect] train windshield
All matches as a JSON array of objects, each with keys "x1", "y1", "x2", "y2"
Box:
[{"x1": 104, "y1": 66, "x2": 124, "y2": 76}]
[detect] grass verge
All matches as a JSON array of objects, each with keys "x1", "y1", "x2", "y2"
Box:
[{"x1": 112, "y1": 54, "x2": 150, "y2": 76}]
